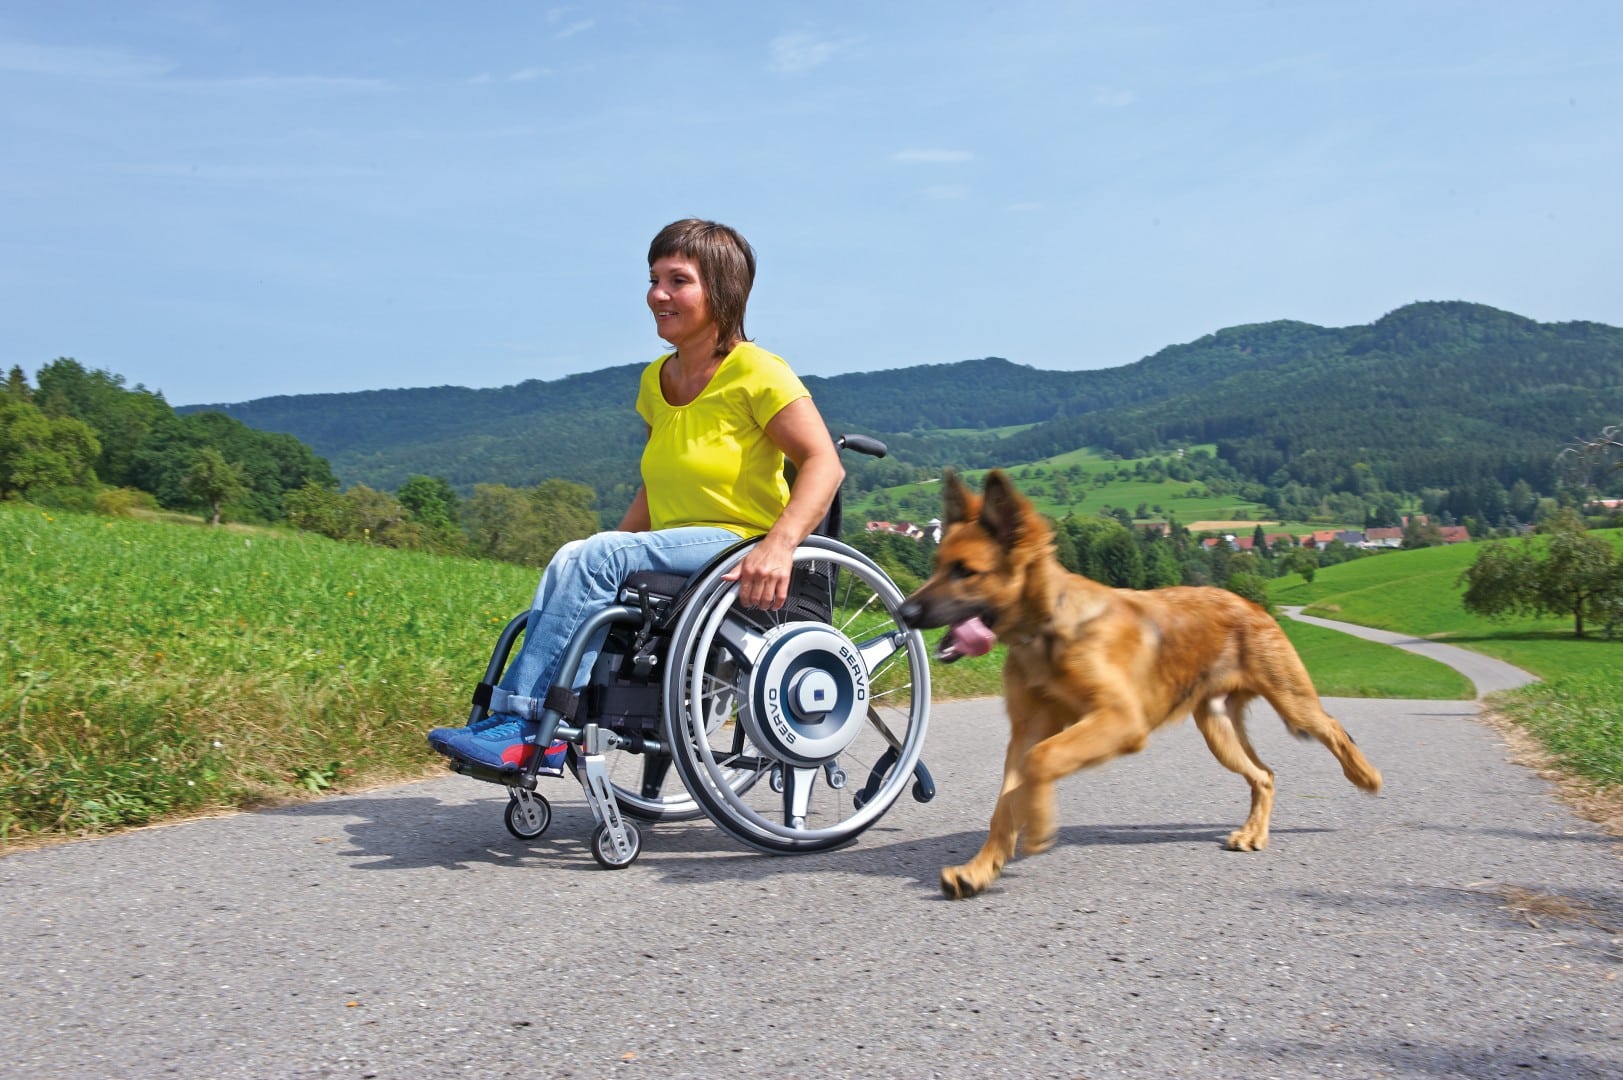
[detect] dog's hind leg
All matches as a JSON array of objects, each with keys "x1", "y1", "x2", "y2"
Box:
[
  {"x1": 1259, "y1": 665, "x2": 1383, "y2": 795},
  {"x1": 1194, "y1": 694, "x2": 1276, "y2": 851}
]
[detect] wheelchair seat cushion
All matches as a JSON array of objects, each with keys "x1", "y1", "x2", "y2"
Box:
[{"x1": 618, "y1": 571, "x2": 690, "y2": 603}]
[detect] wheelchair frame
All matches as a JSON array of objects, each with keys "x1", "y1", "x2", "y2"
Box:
[{"x1": 444, "y1": 435, "x2": 935, "y2": 868}]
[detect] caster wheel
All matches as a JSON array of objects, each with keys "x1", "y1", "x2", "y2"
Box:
[
  {"x1": 591, "y1": 821, "x2": 641, "y2": 869},
  {"x1": 504, "y1": 793, "x2": 551, "y2": 840}
]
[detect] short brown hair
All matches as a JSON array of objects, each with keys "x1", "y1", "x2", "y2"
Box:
[{"x1": 648, "y1": 219, "x2": 756, "y2": 356}]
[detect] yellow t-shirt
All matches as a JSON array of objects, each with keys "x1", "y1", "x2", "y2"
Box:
[{"x1": 635, "y1": 341, "x2": 810, "y2": 536}]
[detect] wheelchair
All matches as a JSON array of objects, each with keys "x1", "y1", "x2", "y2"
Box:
[{"x1": 441, "y1": 434, "x2": 935, "y2": 868}]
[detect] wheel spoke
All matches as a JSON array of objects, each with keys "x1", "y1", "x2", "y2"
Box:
[{"x1": 853, "y1": 627, "x2": 907, "y2": 673}]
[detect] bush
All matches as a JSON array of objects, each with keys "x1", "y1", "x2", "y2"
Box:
[
  {"x1": 1226, "y1": 571, "x2": 1274, "y2": 614},
  {"x1": 95, "y1": 486, "x2": 160, "y2": 516}
]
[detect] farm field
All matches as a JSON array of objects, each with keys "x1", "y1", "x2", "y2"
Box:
[{"x1": 847, "y1": 445, "x2": 1355, "y2": 535}]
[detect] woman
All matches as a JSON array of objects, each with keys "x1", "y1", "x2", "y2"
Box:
[{"x1": 429, "y1": 219, "x2": 843, "y2": 770}]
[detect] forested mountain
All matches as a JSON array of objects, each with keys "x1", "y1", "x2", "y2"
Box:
[
  {"x1": 184, "y1": 302, "x2": 1623, "y2": 521},
  {"x1": 997, "y1": 303, "x2": 1623, "y2": 497}
]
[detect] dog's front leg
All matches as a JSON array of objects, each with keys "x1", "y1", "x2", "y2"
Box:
[
  {"x1": 941, "y1": 686, "x2": 1059, "y2": 899},
  {"x1": 941, "y1": 731, "x2": 1029, "y2": 899}
]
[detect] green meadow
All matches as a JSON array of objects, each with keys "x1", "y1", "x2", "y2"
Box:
[
  {"x1": 1272, "y1": 531, "x2": 1623, "y2": 789},
  {"x1": 1271, "y1": 534, "x2": 1623, "y2": 682},
  {"x1": 1, "y1": 503, "x2": 537, "y2": 843}
]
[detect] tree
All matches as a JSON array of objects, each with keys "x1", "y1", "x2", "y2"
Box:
[
  {"x1": 397, "y1": 475, "x2": 459, "y2": 532},
  {"x1": 284, "y1": 480, "x2": 354, "y2": 538},
  {"x1": 1094, "y1": 527, "x2": 1146, "y2": 589},
  {"x1": 183, "y1": 447, "x2": 249, "y2": 525},
  {"x1": 1225, "y1": 572, "x2": 1273, "y2": 613},
  {"x1": 342, "y1": 484, "x2": 407, "y2": 541},
  {"x1": 1460, "y1": 510, "x2": 1623, "y2": 637},
  {"x1": 0, "y1": 393, "x2": 101, "y2": 498},
  {"x1": 35, "y1": 358, "x2": 170, "y2": 490},
  {"x1": 1282, "y1": 547, "x2": 1319, "y2": 584},
  {"x1": 1533, "y1": 514, "x2": 1623, "y2": 637},
  {"x1": 1401, "y1": 515, "x2": 1443, "y2": 549},
  {"x1": 464, "y1": 479, "x2": 599, "y2": 566},
  {"x1": 1142, "y1": 538, "x2": 1183, "y2": 588},
  {"x1": 5, "y1": 365, "x2": 31, "y2": 401}
]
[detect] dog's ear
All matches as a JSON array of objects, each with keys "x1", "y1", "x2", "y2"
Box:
[
  {"x1": 978, "y1": 470, "x2": 1027, "y2": 549},
  {"x1": 942, "y1": 469, "x2": 978, "y2": 525}
]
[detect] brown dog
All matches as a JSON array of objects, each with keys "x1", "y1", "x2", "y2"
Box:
[{"x1": 899, "y1": 470, "x2": 1382, "y2": 899}]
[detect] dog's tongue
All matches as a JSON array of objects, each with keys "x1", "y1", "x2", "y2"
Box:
[{"x1": 938, "y1": 615, "x2": 997, "y2": 661}]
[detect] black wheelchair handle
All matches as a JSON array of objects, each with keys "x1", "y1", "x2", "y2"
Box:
[{"x1": 837, "y1": 433, "x2": 887, "y2": 459}]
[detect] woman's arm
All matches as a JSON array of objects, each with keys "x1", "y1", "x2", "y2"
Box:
[
  {"x1": 618, "y1": 486, "x2": 651, "y2": 532},
  {"x1": 726, "y1": 395, "x2": 844, "y2": 610},
  {"x1": 617, "y1": 424, "x2": 654, "y2": 532}
]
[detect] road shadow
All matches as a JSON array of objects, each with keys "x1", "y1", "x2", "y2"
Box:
[{"x1": 271, "y1": 791, "x2": 1335, "y2": 896}]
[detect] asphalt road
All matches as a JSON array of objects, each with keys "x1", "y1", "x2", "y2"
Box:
[{"x1": 2, "y1": 625, "x2": 1618, "y2": 1079}]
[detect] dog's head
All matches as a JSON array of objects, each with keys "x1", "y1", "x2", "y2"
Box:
[{"x1": 898, "y1": 469, "x2": 1045, "y2": 662}]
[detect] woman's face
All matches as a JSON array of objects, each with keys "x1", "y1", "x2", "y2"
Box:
[{"x1": 647, "y1": 255, "x2": 714, "y2": 349}]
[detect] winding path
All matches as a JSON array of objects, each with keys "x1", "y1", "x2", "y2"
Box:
[
  {"x1": 1282, "y1": 605, "x2": 1541, "y2": 696},
  {"x1": 1, "y1": 618, "x2": 1616, "y2": 1078}
]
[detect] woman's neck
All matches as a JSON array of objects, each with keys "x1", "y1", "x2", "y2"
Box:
[{"x1": 672, "y1": 333, "x2": 732, "y2": 368}]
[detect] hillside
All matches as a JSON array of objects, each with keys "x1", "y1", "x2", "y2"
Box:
[{"x1": 183, "y1": 302, "x2": 1623, "y2": 515}]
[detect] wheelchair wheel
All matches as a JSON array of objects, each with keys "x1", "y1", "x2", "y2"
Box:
[
  {"x1": 591, "y1": 821, "x2": 641, "y2": 869},
  {"x1": 504, "y1": 790, "x2": 551, "y2": 840},
  {"x1": 662, "y1": 538, "x2": 930, "y2": 854}
]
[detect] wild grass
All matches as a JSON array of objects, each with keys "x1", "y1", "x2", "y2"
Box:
[
  {"x1": 1494, "y1": 674, "x2": 1623, "y2": 788},
  {"x1": 1, "y1": 504, "x2": 536, "y2": 843}
]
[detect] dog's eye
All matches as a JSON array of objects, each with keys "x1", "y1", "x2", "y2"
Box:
[{"x1": 947, "y1": 562, "x2": 978, "y2": 580}]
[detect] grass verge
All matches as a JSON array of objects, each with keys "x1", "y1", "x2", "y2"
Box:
[{"x1": 1, "y1": 504, "x2": 536, "y2": 846}]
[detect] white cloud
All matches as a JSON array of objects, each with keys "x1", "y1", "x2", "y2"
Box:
[
  {"x1": 510, "y1": 67, "x2": 546, "y2": 81},
  {"x1": 0, "y1": 39, "x2": 172, "y2": 80},
  {"x1": 553, "y1": 19, "x2": 595, "y2": 40},
  {"x1": 768, "y1": 31, "x2": 856, "y2": 75},
  {"x1": 205, "y1": 75, "x2": 390, "y2": 92},
  {"x1": 893, "y1": 148, "x2": 974, "y2": 164},
  {"x1": 1093, "y1": 87, "x2": 1136, "y2": 108}
]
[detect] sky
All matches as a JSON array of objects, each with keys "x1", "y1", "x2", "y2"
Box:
[{"x1": 4, "y1": 2, "x2": 1621, "y2": 407}]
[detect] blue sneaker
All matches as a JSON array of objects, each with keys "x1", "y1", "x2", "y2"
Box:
[{"x1": 427, "y1": 716, "x2": 567, "y2": 776}]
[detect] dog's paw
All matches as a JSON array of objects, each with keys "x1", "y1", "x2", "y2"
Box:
[
  {"x1": 1224, "y1": 827, "x2": 1269, "y2": 852},
  {"x1": 939, "y1": 864, "x2": 992, "y2": 899}
]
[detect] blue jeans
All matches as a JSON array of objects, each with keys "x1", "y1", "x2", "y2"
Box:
[{"x1": 496, "y1": 527, "x2": 743, "y2": 704}]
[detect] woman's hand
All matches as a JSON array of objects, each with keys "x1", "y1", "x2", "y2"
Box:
[
  {"x1": 723, "y1": 534, "x2": 795, "y2": 610},
  {"x1": 719, "y1": 397, "x2": 844, "y2": 609}
]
